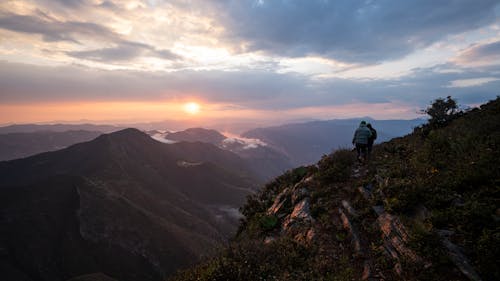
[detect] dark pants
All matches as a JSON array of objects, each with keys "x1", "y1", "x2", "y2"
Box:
[
  {"x1": 355, "y1": 143, "x2": 367, "y2": 160},
  {"x1": 367, "y1": 141, "x2": 374, "y2": 155}
]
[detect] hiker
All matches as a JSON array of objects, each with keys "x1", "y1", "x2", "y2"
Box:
[
  {"x1": 352, "y1": 121, "x2": 372, "y2": 162},
  {"x1": 367, "y1": 123, "x2": 377, "y2": 157}
]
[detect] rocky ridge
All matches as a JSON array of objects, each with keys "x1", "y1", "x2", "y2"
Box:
[{"x1": 172, "y1": 98, "x2": 499, "y2": 281}]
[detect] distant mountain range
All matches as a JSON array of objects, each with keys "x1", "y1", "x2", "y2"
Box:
[
  {"x1": 0, "y1": 128, "x2": 258, "y2": 281},
  {"x1": 0, "y1": 124, "x2": 122, "y2": 134},
  {"x1": 242, "y1": 118, "x2": 425, "y2": 165},
  {"x1": 0, "y1": 119, "x2": 423, "y2": 176},
  {"x1": 0, "y1": 130, "x2": 103, "y2": 161},
  {"x1": 148, "y1": 128, "x2": 294, "y2": 181},
  {"x1": 0, "y1": 124, "x2": 123, "y2": 161}
]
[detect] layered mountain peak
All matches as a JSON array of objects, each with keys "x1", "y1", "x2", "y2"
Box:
[
  {"x1": 0, "y1": 127, "x2": 260, "y2": 280},
  {"x1": 166, "y1": 128, "x2": 227, "y2": 144},
  {"x1": 147, "y1": 127, "x2": 294, "y2": 181}
]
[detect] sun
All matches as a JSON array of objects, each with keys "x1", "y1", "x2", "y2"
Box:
[{"x1": 183, "y1": 102, "x2": 201, "y2": 115}]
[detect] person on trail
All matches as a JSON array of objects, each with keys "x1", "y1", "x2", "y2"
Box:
[
  {"x1": 352, "y1": 121, "x2": 372, "y2": 163},
  {"x1": 366, "y1": 123, "x2": 377, "y2": 157}
]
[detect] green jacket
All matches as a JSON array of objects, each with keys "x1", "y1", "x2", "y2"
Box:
[{"x1": 352, "y1": 124, "x2": 372, "y2": 145}]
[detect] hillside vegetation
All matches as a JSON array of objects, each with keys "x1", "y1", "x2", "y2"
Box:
[{"x1": 171, "y1": 97, "x2": 499, "y2": 281}]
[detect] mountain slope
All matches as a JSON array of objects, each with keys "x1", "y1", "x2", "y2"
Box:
[
  {"x1": 0, "y1": 128, "x2": 259, "y2": 281},
  {"x1": 171, "y1": 98, "x2": 499, "y2": 281}
]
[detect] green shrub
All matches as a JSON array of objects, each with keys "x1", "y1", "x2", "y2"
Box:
[
  {"x1": 259, "y1": 214, "x2": 278, "y2": 231},
  {"x1": 317, "y1": 149, "x2": 355, "y2": 183}
]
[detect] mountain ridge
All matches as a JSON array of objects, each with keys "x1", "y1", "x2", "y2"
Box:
[
  {"x1": 0, "y1": 128, "x2": 260, "y2": 281},
  {"x1": 171, "y1": 98, "x2": 499, "y2": 280}
]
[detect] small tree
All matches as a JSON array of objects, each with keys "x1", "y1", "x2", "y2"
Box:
[{"x1": 425, "y1": 96, "x2": 458, "y2": 127}]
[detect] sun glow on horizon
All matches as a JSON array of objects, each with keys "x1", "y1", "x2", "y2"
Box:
[{"x1": 183, "y1": 102, "x2": 201, "y2": 115}]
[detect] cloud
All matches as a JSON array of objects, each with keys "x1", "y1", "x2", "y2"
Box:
[
  {"x1": 447, "y1": 77, "x2": 500, "y2": 88},
  {"x1": 209, "y1": 0, "x2": 500, "y2": 63},
  {"x1": 0, "y1": 0, "x2": 498, "y2": 122},
  {"x1": 0, "y1": 12, "x2": 121, "y2": 43},
  {"x1": 67, "y1": 41, "x2": 181, "y2": 62},
  {"x1": 0, "y1": 11, "x2": 181, "y2": 63},
  {"x1": 454, "y1": 41, "x2": 500, "y2": 67},
  {"x1": 0, "y1": 60, "x2": 498, "y2": 112}
]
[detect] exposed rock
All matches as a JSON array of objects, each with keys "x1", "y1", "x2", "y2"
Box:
[
  {"x1": 338, "y1": 207, "x2": 362, "y2": 255},
  {"x1": 292, "y1": 227, "x2": 317, "y2": 244},
  {"x1": 291, "y1": 198, "x2": 313, "y2": 221},
  {"x1": 303, "y1": 175, "x2": 314, "y2": 183},
  {"x1": 283, "y1": 198, "x2": 313, "y2": 230},
  {"x1": 376, "y1": 212, "x2": 420, "y2": 263},
  {"x1": 352, "y1": 168, "x2": 367, "y2": 178},
  {"x1": 264, "y1": 236, "x2": 276, "y2": 244},
  {"x1": 291, "y1": 187, "x2": 309, "y2": 204},
  {"x1": 267, "y1": 187, "x2": 290, "y2": 218},
  {"x1": 437, "y1": 230, "x2": 483, "y2": 281},
  {"x1": 306, "y1": 228, "x2": 316, "y2": 242},
  {"x1": 342, "y1": 200, "x2": 358, "y2": 217},
  {"x1": 394, "y1": 262, "x2": 403, "y2": 276},
  {"x1": 361, "y1": 261, "x2": 371, "y2": 280}
]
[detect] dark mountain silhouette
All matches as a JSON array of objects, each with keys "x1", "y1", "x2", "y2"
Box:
[
  {"x1": 149, "y1": 128, "x2": 294, "y2": 181},
  {"x1": 242, "y1": 118, "x2": 425, "y2": 165},
  {"x1": 0, "y1": 128, "x2": 259, "y2": 281},
  {"x1": 171, "y1": 98, "x2": 499, "y2": 280},
  {"x1": 0, "y1": 124, "x2": 122, "y2": 134},
  {"x1": 0, "y1": 130, "x2": 103, "y2": 161},
  {"x1": 165, "y1": 128, "x2": 226, "y2": 145}
]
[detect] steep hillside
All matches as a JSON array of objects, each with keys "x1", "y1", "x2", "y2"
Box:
[
  {"x1": 0, "y1": 128, "x2": 259, "y2": 281},
  {"x1": 242, "y1": 118, "x2": 424, "y2": 166},
  {"x1": 0, "y1": 130, "x2": 103, "y2": 161},
  {"x1": 171, "y1": 98, "x2": 499, "y2": 281}
]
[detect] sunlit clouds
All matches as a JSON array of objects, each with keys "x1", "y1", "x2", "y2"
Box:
[{"x1": 0, "y1": 0, "x2": 499, "y2": 126}]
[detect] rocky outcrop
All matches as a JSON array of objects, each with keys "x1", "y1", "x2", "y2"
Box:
[
  {"x1": 338, "y1": 206, "x2": 362, "y2": 255},
  {"x1": 437, "y1": 230, "x2": 482, "y2": 281},
  {"x1": 266, "y1": 176, "x2": 316, "y2": 243},
  {"x1": 356, "y1": 173, "x2": 424, "y2": 277}
]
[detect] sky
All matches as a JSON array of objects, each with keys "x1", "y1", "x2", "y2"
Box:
[{"x1": 0, "y1": 0, "x2": 499, "y2": 127}]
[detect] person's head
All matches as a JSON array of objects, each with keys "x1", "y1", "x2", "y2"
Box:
[
  {"x1": 367, "y1": 123, "x2": 372, "y2": 129},
  {"x1": 360, "y1": 120, "x2": 366, "y2": 126}
]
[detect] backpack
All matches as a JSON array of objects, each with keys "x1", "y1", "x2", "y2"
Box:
[{"x1": 370, "y1": 128, "x2": 377, "y2": 140}]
